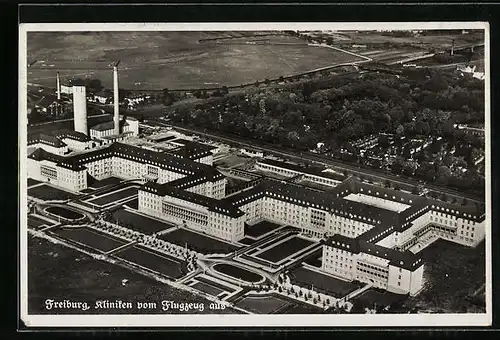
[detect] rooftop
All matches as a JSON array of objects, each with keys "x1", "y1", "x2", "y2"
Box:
[
  {"x1": 28, "y1": 133, "x2": 67, "y2": 148},
  {"x1": 258, "y1": 158, "x2": 346, "y2": 182},
  {"x1": 140, "y1": 181, "x2": 244, "y2": 218}
]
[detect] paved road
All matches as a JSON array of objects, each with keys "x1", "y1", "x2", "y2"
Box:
[{"x1": 148, "y1": 118, "x2": 483, "y2": 203}]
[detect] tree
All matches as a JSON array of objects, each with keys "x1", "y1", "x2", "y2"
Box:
[
  {"x1": 29, "y1": 107, "x2": 42, "y2": 124},
  {"x1": 384, "y1": 180, "x2": 392, "y2": 188},
  {"x1": 396, "y1": 124, "x2": 405, "y2": 135}
]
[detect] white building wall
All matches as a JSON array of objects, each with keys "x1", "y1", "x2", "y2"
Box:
[
  {"x1": 29, "y1": 143, "x2": 68, "y2": 155},
  {"x1": 73, "y1": 86, "x2": 88, "y2": 135}
]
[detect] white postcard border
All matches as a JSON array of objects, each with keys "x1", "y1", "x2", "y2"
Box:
[{"x1": 19, "y1": 21, "x2": 492, "y2": 328}]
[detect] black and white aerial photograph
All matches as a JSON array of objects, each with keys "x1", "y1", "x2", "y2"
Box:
[{"x1": 20, "y1": 22, "x2": 491, "y2": 327}]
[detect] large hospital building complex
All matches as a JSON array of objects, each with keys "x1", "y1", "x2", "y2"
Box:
[{"x1": 27, "y1": 135, "x2": 485, "y2": 296}]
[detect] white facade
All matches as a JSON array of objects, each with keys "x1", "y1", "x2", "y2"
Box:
[
  {"x1": 73, "y1": 86, "x2": 88, "y2": 135},
  {"x1": 138, "y1": 189, "x2": 244, "y2": 243},
  {"x1": 27, "y1": 158, "x2": 87, "y2": 192}
]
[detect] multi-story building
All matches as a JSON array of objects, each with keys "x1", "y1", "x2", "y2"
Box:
[
  {"x1": 27, "y1": 137, "x2": 486, "y2": 295},
  {"x1": 256, "y1": 158, "x2": 345, "y2": 188}
]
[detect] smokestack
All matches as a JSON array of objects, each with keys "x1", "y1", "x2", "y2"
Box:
[
  {"x1": 73, "y1": 85, "x2": 88, "y2": 135},
  {"x1": 113, "y1": 66, "x2": 120, "y2": 135},
  {"x1": 56, "y1": 72, "x2": 61, "y2": 100},
  {"x1": 451, "y1": 39, "x2": 455, "y2": 56}
]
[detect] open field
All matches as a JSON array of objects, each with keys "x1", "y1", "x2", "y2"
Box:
[
  {"x1": 290, "y1": 266, "x2": 361, "y2": 298},
  {"x1": 51, "y1": 227, "x2": 128, "y2": 253},
  {"x1": 257, "y1": 236, "x2": 314, "y2": 263},
  {"x1": 28, "y1": 184, "x2": 78, "y2": 201},
  {"x1": 113, "y1": 245, "x2": 186, "y2": 279},
  {"x1": 88, "y1": 187, "x2": 138, "y2": 206},
  {"x1": 159, "y1": 228, "x2": 240, "y2": 254},
  {"x1": 27, "y1": 236, "x2": 240, "y2": 314},
  {"x1": 27, "y1": 32, "x2": 363, "y2": 90},
  {"x1": 110, "y1": 209, "x2": 174, "y2": 234}
]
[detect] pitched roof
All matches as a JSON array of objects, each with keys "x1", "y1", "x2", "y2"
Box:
[
  {"x1": 140, "y1": 181, "x2": 244, "y2": 218},
  {"x1": 28, "y1": 133, "x2": 67, "y2": 148},
  {"x1": 52, "y1": 129, "x2": 91, "y2": 142}
]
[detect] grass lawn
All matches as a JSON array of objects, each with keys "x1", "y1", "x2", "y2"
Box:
[
  {"x1": 303, "y1": 248, "x2": 322, "y2": 268},
  {"x1": 110, "y1": 209, "x2": 174, "y2": 235},
  {"x1": 245, "y1": 220, "x2": 282, "y2": 238},
  {"x1": 257, "y1": 237, "x2": 313, "y2": 263},
  {"x1": 28, "y1": 185, "x2": 78, "y2": 201},
  {"x1": 27, "y1": 236, "x2": 240, "y2": 314},
  {"x1": 88, "y1": 187, "x2": 138, "y2": 206},
  {"x1": 195, "y1": 276, "x2": 236, "y2": 293},
  {"x1": 159, "y1": 228, "x2": 240, "y2": 254},
  {"x1": 212, "y1": 263, "x2": 263, "y2": 283},
  {"x1": 51, "y1": 227, "x2": 128, "y2": 253},
  {"x1": 235, "y1": 294, "x2": 290, "y2": 314},
  {"x1": 402, "y1": 239, "x2": 486, "y2": 313},
  {"x1": 89, "y1": 176, "x2": 122, "y2": 189},
  {"x1": 238, "y1": 238, "x2": 257, "y2": 245},
  {"x1": 352, "y1": 289, "x2": 407, "y2": 310},
  {"x1": 28, "y1": 216, "x2": 51, "y2": 229},
  {"x1": 113, "y1": 246, "x2": 187, "y2": 279},
  {"x1": 290, "y1": 266, "x2": 361, "y2": 298},
  {"x1": 191, "y1": 281, "x2": 225, "y2": 297},
  {"x1": 45, "y1": 206, "x2": 85, "y2": 220},
  {"x1": 28, "y1": 178, "x2": 43, "y2": 187},
  {"x1": 124, "y1": 198, "x2": 139, "y2": 209}
]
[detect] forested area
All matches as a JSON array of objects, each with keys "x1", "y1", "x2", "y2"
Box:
[{"x1": 167, "y1": 68, "x2": 485, "y2": 193}]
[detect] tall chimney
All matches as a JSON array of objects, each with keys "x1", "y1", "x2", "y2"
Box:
[
  {"x1": 113, "y1": 66, "x2": 120, "y2": 135},
  {"x1": 73, "y1": 85, "x2": 88, "y2": 135},
  {"x1": 451, "y1": 39, "x2": 455, "y2": 56},
  {"x1": 56, "y1": 72, "x2": 61, "y2": 100}
]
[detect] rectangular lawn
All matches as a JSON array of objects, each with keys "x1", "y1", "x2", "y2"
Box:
[
  {"x1": 113, "y1": 246, "x2": 186, "y2": 279},
  {"x1": 89, "y1": 176, "x2": 122, "y2": 189},
  {"x1": 257, "y1": 237, "x2": 313, "y2": 263},
  {"x1": 191, "y1": 282, "x2": 225, "y2": 297},
  {"x1": 88, "y1": 187, "x2": 138, "y2": 206},
  {"x1": 159, "y1": 228, "x2": 240, "y2": 254},
  {"x1": 110, "y1": 209, "x2": 174, "y2": 234},
  {"x1": 245, "y1": 220, "x2": 281, "y2": 238},
  {"x1": 236, "y1": 294, "x2": 290, "y2": 314},
  {"x1": 28, "y1": 178, "x2": 42, "y2": 187},
  {"x1": 290, "y1": 266, "x2": 361, "y2": 298},
  {"x1": 28, "y1": 185, "x2": 77, "y2": 201},
  {"x1": 51, "y1": 227, "x2": 128, "y2": 253}
]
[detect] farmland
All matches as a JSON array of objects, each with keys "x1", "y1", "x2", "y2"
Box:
[{"x1": 27, "y1": 31, "x2": 363, "y2": 90}]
